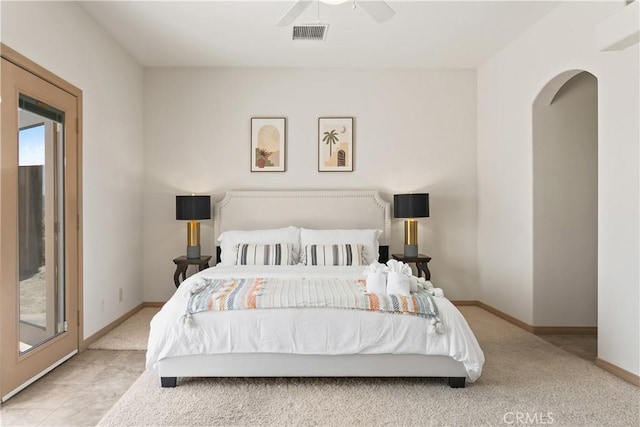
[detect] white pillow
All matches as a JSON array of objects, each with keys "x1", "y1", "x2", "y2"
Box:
[
  {"x1": 304, "y1": 244, "x2": 364, "y2": 266},
  {"x1": 217, "y1": 227, "x2": 300, "y2": 266},
  {"x1": 236, "y1": 243, "x2": 293, "y2": 266},
  {"x1": 300, "y1": 228, "x2": 382, "y2": 264}
]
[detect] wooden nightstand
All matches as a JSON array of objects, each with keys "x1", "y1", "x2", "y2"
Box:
[
  {"x1": 172, "y1": 255, "x2": 212, "y2": 288},
  {"x1": 391, "y1": 253, "x2": 432, "y2": 280}
]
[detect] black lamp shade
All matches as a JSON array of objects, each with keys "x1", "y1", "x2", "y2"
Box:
[
  {"x1": 176, "y1": 195, "x2": 211, "y2": 220},
  {"x1": 394, "y1": 193, "x2": 429, "y2": 218}
]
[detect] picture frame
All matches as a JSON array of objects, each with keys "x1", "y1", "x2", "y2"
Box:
[
  {"x1": 251, "y1": 117, "x2": 286, "y2": 172},
  {"x1": 318, "y1": 117, "x2": 354, "y2": 172}
]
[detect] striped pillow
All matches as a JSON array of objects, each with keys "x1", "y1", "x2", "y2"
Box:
[
  {"x1": 236, "y1": 243, "x2": 292, "y2": 266},
  {"x1": 305, "y1": 244, "x2": 364, "y2": 266}
]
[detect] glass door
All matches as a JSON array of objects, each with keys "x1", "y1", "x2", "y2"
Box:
[
  {"x1": 17, "y1": 95, "x2": 67, "y2": 354},
  {"x1": 1, "y1": 53, "x2": 80, "y2": 402}
]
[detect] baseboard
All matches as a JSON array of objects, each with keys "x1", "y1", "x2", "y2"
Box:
[
  {"x1": 81, "y1": 303, "x2": 145, "y2": 351},
  {"x1": 472, "y1": 301, "x2": 598, "y2": 335},
  {"x1": 533, "y1": 326, "x2": 597, "y2": 335},
  {"x1": 143, "y1": 301, "x2": 166, "y2": 308},
  {"x1": 596, "y1": 358, "x2": 640, "y2": 386},
  {"x1": 475, "y1": 301, "x2": 534, "y2": 333},
  {"x1": 451, "y1": 300, "x2": 478, "y2": 306}
]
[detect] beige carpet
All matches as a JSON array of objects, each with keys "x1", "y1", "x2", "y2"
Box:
[
  {"x1": 98, "y1": 307, "x2": 639, "y2": 426},
  {"x1": 89, "y1": 307, "x2": 160, "y2": 350}
]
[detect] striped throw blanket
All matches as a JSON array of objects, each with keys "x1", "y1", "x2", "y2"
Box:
[{"x1": 182, "y1": 277, "x2": 443, "y2": 332}]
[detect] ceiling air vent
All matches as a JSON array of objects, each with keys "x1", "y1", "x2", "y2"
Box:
[{"x1": 292, "y1": 24, "x2": 329, "y2": 41}]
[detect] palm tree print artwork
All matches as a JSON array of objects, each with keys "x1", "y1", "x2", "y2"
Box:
[
  {"x1": 251, "y1": 118, "x2": 286, "y2": 172},
  {"x1": 322, "y1": 129, "x2": 339, "y2": 157},
  {"x1": 318, "y1": 117, "x2": 354, "y2": 172}
]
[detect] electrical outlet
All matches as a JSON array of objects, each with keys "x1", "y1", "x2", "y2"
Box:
[
  {"x1": 119, "y1": 288, "x2": 123, "y2": 302},
  {"x1": 100, "y1": 298, "x2": 105, "y2": 312}
]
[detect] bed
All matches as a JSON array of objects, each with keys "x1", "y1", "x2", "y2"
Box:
[{"x1": 146, "y1": 190, "x2": 484, "y2": 388}]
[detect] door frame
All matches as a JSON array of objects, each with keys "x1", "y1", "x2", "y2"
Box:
[{"x1": 0, "y1": 43, "x2": 83, "y2": 399}]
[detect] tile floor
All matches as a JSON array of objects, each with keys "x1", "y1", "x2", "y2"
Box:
[
  {"x1": 0, "y1": 336, "x2": 598, "y2": 426},
  {"x1": 0, "y1": 350, "x2": 145, "y2": 426}
]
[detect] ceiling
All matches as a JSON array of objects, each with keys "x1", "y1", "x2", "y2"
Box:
[{"x1": 78, "y1": 1, "x2": 560, "y2": 68}]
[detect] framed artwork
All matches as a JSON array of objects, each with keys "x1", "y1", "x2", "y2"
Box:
[
  {"x1": 251, "y1": 117, "x2": 286, "y2": 172},
  {"x1": 318, "y1": 117, "x2": 354, "y2": 172}
]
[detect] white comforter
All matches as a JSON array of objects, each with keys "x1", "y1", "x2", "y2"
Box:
[{"x1": 146, "y1": 265, "x2": 484, "y2": 382}]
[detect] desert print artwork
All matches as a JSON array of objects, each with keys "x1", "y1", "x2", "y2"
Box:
[
  {"x1": 251, "y1": 117, "x2": 286, "y2": 172},
  {"x1": 318, "y1": 117, "x2": 353, "y2": 172}
]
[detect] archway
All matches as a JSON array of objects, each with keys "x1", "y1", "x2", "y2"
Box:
[{"x1": 532, "y1": 71, "x2": 598, "y2": 334}]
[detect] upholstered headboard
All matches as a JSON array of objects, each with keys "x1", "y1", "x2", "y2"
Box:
[{"x1": 214, "y1": 190, "x2": 391, "y2": 262}]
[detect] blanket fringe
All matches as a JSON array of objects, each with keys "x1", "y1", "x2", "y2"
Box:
[
  {"x1": 178, "y1": 311, "x2": 194, "y2": 327},
  {"x1": 428, "y1": 316, "x2": 444, "y2": 334}
]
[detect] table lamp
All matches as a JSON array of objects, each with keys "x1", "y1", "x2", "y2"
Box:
[
  {"x1": 176, "y1": 195, "x2": 211, "y2": 259},
  {"x1": 393, "y1": 193, "x2": 429, "y2": 257}
]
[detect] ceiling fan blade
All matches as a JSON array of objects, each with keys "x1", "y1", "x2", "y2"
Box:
[
  {"x1": 276, "y1": 0, "x2": 314, "y2": 27},
  {"x1": 358, "y1": 0, "x2": 395, "y2": 23}
]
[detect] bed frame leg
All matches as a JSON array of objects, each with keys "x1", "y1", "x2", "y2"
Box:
[
  {"x1": 447, "y1": 377, "x2": 465, "y2": 388},
  {"x1": 161, "y1": 376, "x2": 177, "y2": 387}
]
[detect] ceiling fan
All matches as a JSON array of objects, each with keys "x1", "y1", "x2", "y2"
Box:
[{"x1": 276, "y1": 0, "x2": 396, "y2": 27}]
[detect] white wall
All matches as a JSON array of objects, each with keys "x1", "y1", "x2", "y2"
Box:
[
  {"x1": 1, "y1": 1, "x2": 145, "y2": 338},
  {"x1": 533, "y1": 72, "x2": 598, "y2": 327},
  {"x1": 478, "y1": 1, "x2": 639, "y2": 375},
  {"x1": 143, "y1": 68, "x2": 478, "y2": 302}
]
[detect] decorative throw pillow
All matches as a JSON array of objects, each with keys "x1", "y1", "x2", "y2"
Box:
[
  {"x1": 236, "y1": 243, "x2": 292, "y2": 266},
  {"x1": 300, "y1": 228, "x2": 381, "y2": 264},
  {"x1": 218, "y1": 227, "x2": 300, "y2": 265},
  {"x1": 304, "y1": 244, "x2": 364, "y2": 266}
]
